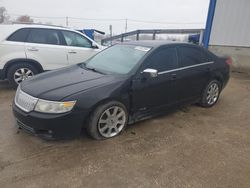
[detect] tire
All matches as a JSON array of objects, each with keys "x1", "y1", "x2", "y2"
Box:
[
  {"x1": 7, "y1": 62, "x2": 38, "y2": 88},
  {"x1": 86, "y1": 101, "x2": 128, "y2": 140},
  {"x1": 199, "y1": 80, "x2": 222, "y2": 108}
]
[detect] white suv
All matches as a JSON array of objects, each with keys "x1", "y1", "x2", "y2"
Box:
[{"x1": 0, "y1": 24, "x2": 104, "y2": 87}]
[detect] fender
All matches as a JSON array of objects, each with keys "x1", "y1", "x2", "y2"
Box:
[
  {"x1": 2, "y1": 58, "x2": 44, "y2": 79},
  {"x1": 211, "y1": 70, "x2": 228, "y2": 89}
]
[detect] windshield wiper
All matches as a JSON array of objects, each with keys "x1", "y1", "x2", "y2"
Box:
[{"x1": 86, "y1": 66, "x2": 105, "y2": 74}]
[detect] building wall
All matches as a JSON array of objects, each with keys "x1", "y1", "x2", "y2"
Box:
[
  {"x1": 209, "y1": 0, "x2": 250, "y2": 47},
  {"x1": 209, "y1": 46, "x2": 250, "y2": 73},
  {"x1": 208, "y1": 0, "x2": 250, "y2": 73}
]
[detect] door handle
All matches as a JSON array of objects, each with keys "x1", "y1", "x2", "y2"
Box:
[
  {"x1": 27, "y1": 47, "x2": 39, "y2": 52},
  {"x1": 68, "y1": 51, "x2": 77, "y2": 54},
  {"x1": 171, "y1": 73, "x2": 177, "y2": 80}
]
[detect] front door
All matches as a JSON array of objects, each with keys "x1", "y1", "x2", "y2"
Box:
[
  {"x1": 61, "y1": 30, "x2": 100, "y2": 65},
  {"x1": 131, "y1": 47, "x2": 178, "y2": 118}
]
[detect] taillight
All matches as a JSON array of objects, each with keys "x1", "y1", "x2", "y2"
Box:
[{"x1": 226, "y1": 57, "x2": 232, "y2": 66}]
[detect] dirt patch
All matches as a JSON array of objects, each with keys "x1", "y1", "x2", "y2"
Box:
[{"x1": 0, "y1": 73, "x2": 250, "y2": 188}]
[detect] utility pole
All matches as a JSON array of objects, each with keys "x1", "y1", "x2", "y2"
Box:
[
  {"x1": 125, "y1": 18, "x2": 128, "y2": 33},
  {"x1": 109, "y1": 25, "x2": 113, "y2": 45},
  {"x1": 124, "y1": 18, "x2": 128, "y2": 42},
  {"x1": 66, "y1": 16, "x2": 69, "y2": 27},
  {"x1": 109, "y1": 25, "x2": 113, "y2": 37}
]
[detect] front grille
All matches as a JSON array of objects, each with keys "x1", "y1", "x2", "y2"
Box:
[
  {"x1": 17, "y1": 120, "x2": 35, "y2": 134},
  {"x1": 15, "y1": 87, "x2": 38, "y2": 112},
  {"x1": 17, "y1": 120, "x2": 54, "y2": 139}
]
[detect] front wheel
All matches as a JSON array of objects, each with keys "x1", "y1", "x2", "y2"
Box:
[
  {"x1": 7, "y1": 63, "x2": 38, "y2": 88},
  {"x1": 199, "y1": 80, "x2": 221, "y2": 108},
  {"x1": 86, "y1": 101, "x2": 128, "y2": 140}
]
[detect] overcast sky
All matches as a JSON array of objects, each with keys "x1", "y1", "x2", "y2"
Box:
[{"x1": 1, "y1": 0, "x2": 210, "y2": 34}]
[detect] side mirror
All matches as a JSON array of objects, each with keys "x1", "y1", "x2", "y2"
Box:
[
  {"x1": 142, "y1": 68, "x2": 158, "y2": 78},
  {"x1": 92, "y1": 43, "x2": 99, "y2": 49}
]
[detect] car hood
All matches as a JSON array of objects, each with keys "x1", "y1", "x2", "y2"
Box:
[{"x1": 21, "y1": 65, "x2": 125, "y2": 101}]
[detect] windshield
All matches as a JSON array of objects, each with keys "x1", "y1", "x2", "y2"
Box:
[{"x1": 81, "y1": 45, "x2": 151, "y2": 74}]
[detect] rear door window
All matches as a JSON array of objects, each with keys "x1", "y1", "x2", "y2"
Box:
[
  {"x1": 7, "y1": 28, "x2": 30, "y2": 42},
  {"x1": 146, "y1": 47, "x2": 178, "y2": 72},
  {"x1": 61, "y1": 31, "x2": 92, "y2": 48},
  {"x1": 177, "y1": 46, "x2": 211, "y2": 67},
  {"x1": 27, "y1": 28, "x2": 61, "y2": 45}
]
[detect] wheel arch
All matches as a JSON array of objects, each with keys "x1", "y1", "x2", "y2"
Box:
[
  {"x1": 200, "y1": 71, "x2": 224, "y2": 99},
  {"x1": 210, "y1": 71, "x2": 224, "y2": 87},
  {"x1": 82, "y1": 96, "x2": 130, "y2": 128},
  {"x1": 3, "y1": 58, "x2": 44, "y2": 79},
  {"x1": 91, "y1": 97, "x2": 130, "y2": 115}
]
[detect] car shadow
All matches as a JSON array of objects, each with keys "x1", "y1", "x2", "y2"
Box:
[
  {"x1": 0, "y1": 80, "x2": 15, "y2": 91},
  {"x1": 36, "y1": 105, "x2": 198, "y2": 142}
]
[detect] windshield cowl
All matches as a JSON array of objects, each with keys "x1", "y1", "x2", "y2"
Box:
[{"x1": 80, "y1": 63, "x2": 106, "y2": 75}]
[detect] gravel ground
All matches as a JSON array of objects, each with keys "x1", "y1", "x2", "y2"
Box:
[{"x1": 0, "y1": 72, "x2": 250, "y2": 188}]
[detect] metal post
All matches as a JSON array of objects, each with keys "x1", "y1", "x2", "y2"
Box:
[
  {"x1": 136, "y1": 31, "x2": 140, "y2": 40},
  {"x1": 152, "y1": 31, "x2": 156, "y2": 40},
  {"x1": 109, "y1": 25, "x2": 113, "y2": 45},
  {"x1": 125, "y1": 18, "x2": 128, "y2": 33},
  {"x1": 121, "y1": 34, "x2": 124, "y2": 42},
  {"x1": 203, "y1": 0, "x2": 217, "y2": 48},
  {"x1": 66, "y1": 16, "x2": 69, "y2": 27},
  {"x1": 199, "y1": 29, "x2": 204, "y2": 46}
]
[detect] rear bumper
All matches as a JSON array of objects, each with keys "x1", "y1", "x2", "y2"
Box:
[
  {"x1": 13, "y1": 103, "x2": 88, "y2": 140},
  {"x1": 222, "y1": 71, "x2": 230, "y2": 90}
]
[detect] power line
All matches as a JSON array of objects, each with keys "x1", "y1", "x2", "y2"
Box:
[
  {"x1": 8, "y1": 14, "x2": 65, "y2": 19},
  {"x1": 8, "y1": 14, "x2": 124, "y2": 21},
  {"x1": 69, "y1": 17, "x2": 124, "y2": 22},
  {"x1": 8, "y1": 13, "x2": 203, "y2": 25},
  {"x1": 129, "y1": 19, "x2": 203, "y2": 25}
]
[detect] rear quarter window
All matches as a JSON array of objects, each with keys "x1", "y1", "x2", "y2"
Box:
[
  {"x1": 178, "y1": 46, "x2": 213, "y2": 67},
  {"x1": 145, "y1": 47, "x2": 178, "y2": 72},
  {"x1": 7, "y1": 28, "x2": 30, "y2": 42}
]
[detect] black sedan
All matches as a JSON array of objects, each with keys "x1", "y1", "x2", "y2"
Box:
[{"x1": 13, "y1": 41, "x2": 230, "y2": 140}]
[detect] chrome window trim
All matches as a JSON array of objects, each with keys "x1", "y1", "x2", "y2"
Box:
[{"x1": 158, "y1": 61, "x2": 214, "y2": 75}]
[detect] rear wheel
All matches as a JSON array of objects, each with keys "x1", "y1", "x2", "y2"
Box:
[
  {"x1": 7, "y1": 63, "x2": 38, "y2": 88},
  {"x1": 86, "y1": 101, "x2": 128, "y2": 140},
  {"x1": 199, "y1": 80, "x2": 221, "y2": 107}
]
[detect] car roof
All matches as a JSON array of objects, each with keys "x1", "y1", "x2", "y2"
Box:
[
  {"x1": 124, "y1": 40, "x2": 195, "y2": 48},
  {"x1": 0, "y1": 23, "x2": 91, "y2": 42},
  {"x1": 0, "y1": 23, "x2": 81, "y2": 33}
]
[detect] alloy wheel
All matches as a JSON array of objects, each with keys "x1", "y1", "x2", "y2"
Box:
[
  {"x1": 206, "y1": 83, "x2": 219, "y2": 105},
  {"x1": 98, "y1": 106, "x2": 126, "y2": 138},
  {"x1": 14, "y1": 68, "x2": 34, "y2": 84}
]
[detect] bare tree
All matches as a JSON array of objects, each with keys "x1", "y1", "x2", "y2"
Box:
[
  {"x1": 0, "y1": 7, "x2": 7, "y2": 23},
  {"x1": 16, "y1": 15, "x2": 33, "y2": 23}
]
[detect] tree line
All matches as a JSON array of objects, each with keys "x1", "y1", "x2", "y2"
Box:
[{"x1": 0, "y1": 7, "x2": 33, "y2": 24}]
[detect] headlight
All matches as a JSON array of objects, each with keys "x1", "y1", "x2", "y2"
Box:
[
  {"x1": 15, "y1": 86, "x2": 39, "y2": 113},
  {"x1": 34, "y1": 99, "x2": 76, "y2": 114}
]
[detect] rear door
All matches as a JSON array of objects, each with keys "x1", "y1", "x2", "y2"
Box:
[
  {"x1": 175, "y1": 45, "x2": 213, "y2": 102},
  {"x1": 25, "y1": 28, "x2": 68, "y2": 70},
  {"x1": 131, "y1": 46, "x2": 178, "y2": 116},
  {"x1": 60, "y1": 30, "x2": 100, "y2": 65},
  {"x1": 0, "y1": 28, "x2": 29, "y2": 66}
]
